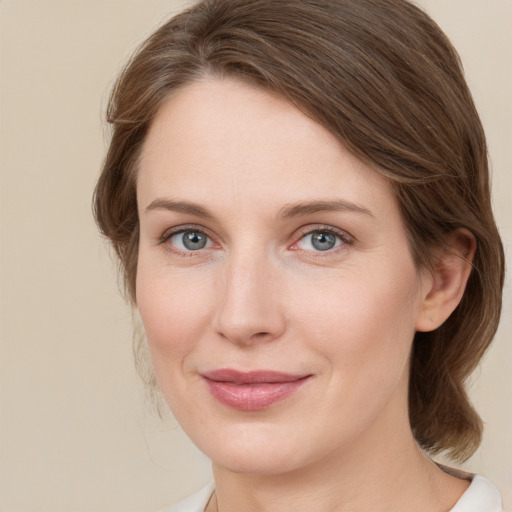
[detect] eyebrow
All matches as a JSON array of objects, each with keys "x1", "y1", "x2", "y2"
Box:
[
  {"x1": 144, "y1": 198, "x2": 215, "y2": 219},
  {"x1": 144, "y1": 198, "x2": 374, "y2": 221},
  {"x1": 277, "y1": 200, "x2": 374, "y2": 220}
]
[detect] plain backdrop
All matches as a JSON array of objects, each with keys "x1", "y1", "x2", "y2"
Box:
[{"x1": 0, "y1": 1, "x2": 510, "y2": 511}]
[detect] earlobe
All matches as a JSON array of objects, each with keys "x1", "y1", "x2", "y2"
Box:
[{"x1": 415, "y1": 229, "x2": 476, "y2": 332}]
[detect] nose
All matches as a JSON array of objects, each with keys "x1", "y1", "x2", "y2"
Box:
[{"x1": 212, "y1": 250, "x2": 286, "y2": 346}]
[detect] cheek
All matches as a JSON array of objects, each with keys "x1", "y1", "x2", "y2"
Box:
[
  {"x1": 135, "y1": 262, "x2": 212, "y2": 374},
  {"x1": 294, "y1": 259, "x2": 422, "y2": 382}
]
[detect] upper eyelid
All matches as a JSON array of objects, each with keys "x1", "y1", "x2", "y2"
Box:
[
  {"x1": 160, "y1": 224, "x2": 215, "y2": 242},
  {"x1": 286, "y1": 225, "x2": 355, "y2": 256},
  {"x1": 157, "y1": 226, "x2": 218, "y2": 254},
  {"x1": 156, "y1": 223, "x2": 354, "y2": 248},
  {"x1": 293, "y1": 224, "x2": 354, "y2": 242}
]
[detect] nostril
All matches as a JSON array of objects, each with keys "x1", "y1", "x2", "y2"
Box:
[{"x1": 252, "y1": 331, "x2": 271, "y2": 339}]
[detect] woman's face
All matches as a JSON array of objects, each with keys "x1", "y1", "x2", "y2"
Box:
[{"x1": 136, "y1": 78, "x2": 432, "y2": 475}]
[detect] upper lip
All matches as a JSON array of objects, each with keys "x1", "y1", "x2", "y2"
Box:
[{"x1": 202, "y1": 369, "x2": 311, "y2": 384}]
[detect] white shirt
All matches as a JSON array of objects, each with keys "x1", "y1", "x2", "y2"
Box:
[{"x1": 160, "y1": 475, "x2": 503, "y2": 512}]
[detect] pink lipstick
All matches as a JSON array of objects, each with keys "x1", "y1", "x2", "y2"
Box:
[{"x1": 202, "y1": 369, "x2": 311, "y2": 411}]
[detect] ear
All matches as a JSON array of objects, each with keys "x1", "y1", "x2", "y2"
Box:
[{"x1": 415, "y1": 229, "x2": 476, "y2": 332}]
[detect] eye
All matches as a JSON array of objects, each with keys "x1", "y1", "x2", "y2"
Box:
[
  {"x1": 296, "y1": 229, "x2": 344, "y2": 252},
  {"x1": 168, "y1": 230, "x2": 212, "y2": 251}
]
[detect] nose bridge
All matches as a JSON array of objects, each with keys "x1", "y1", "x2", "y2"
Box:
[{"x1": 214, "y1": 244, "x2": 285, "y2": 345}]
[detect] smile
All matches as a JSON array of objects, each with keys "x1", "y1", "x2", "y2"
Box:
[{"x1": 201, "y1": 369, "x2": 312, "y2": 411}]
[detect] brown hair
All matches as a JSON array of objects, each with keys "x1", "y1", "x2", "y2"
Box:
[{"x1": 93, "y1": 0, "x2": 505, "y2": 462}]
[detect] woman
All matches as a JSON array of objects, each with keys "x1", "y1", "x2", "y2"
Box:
[{"x1": 94, "y1": 0, "x2": 505, "y2": 510}]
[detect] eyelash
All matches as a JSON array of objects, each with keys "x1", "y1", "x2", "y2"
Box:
[
  {"x1": 291, "y1": 225, "x2": 354, "y2": 254},
  {"x1": 157, "y1": 224, "x2": 354, "y2": 255},
  {"x1": 158, "y1": 225, "x2": 215, "y2": 255}
]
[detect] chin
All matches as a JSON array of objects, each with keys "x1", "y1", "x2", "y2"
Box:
[
  {"x1": 191, "y1": 422, "x2": 315, "y2": 476},
  {"x1": 211, "y1": 447, "x2": 307, "y2": 476}
]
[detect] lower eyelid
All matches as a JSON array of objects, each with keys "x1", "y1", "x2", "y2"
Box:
[
  {"x1": 156, "y1": 225, "x2": 352, "y2": 253},
  {"x1": 157, "y1": 226, "x2": 226, "y2": 256}
]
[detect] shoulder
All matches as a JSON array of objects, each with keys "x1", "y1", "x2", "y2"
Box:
[
  {"x1": 450, "y1": 475, "x2": 503, "y2": 512},
  {"x1": 158, "y1": 483, "x2": 215, "y2": 512}
]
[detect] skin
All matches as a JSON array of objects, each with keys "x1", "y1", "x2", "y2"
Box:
[{"x1": 136, "y1": 78, "x2": 473, "y2": 512}]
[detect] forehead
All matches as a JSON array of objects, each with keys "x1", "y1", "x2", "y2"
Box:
[
  {"x1": 137, "y1": 77, "x2": 399, "y2": 222},
  {"x1": 141, "y1": 77, "x2": 340, "y2": 172}
]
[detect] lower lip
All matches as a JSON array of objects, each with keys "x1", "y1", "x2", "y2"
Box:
[{"x1": 204, "y1": 377, "x2": 310, "y2": 411}]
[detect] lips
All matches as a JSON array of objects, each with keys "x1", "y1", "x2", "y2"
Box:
[{"x1": 201, "y1": 369, "x2": 311, "y2": 411}]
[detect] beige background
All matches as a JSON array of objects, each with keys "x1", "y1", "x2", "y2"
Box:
[{"x1": 0, "y1": 1, "x2": 510, "y2": 511}]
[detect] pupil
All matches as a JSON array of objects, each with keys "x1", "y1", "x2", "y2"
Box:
[
  {"x1": 312, "y1": 231, "x2": 336, "y2": 251},
  {"x1": 183, "y1": 231, "x2": 207, "y2": 250}
]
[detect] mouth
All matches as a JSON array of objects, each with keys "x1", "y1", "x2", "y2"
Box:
[{"x1": 201, "y1": 369, "x2": 312, "y2": 411}]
